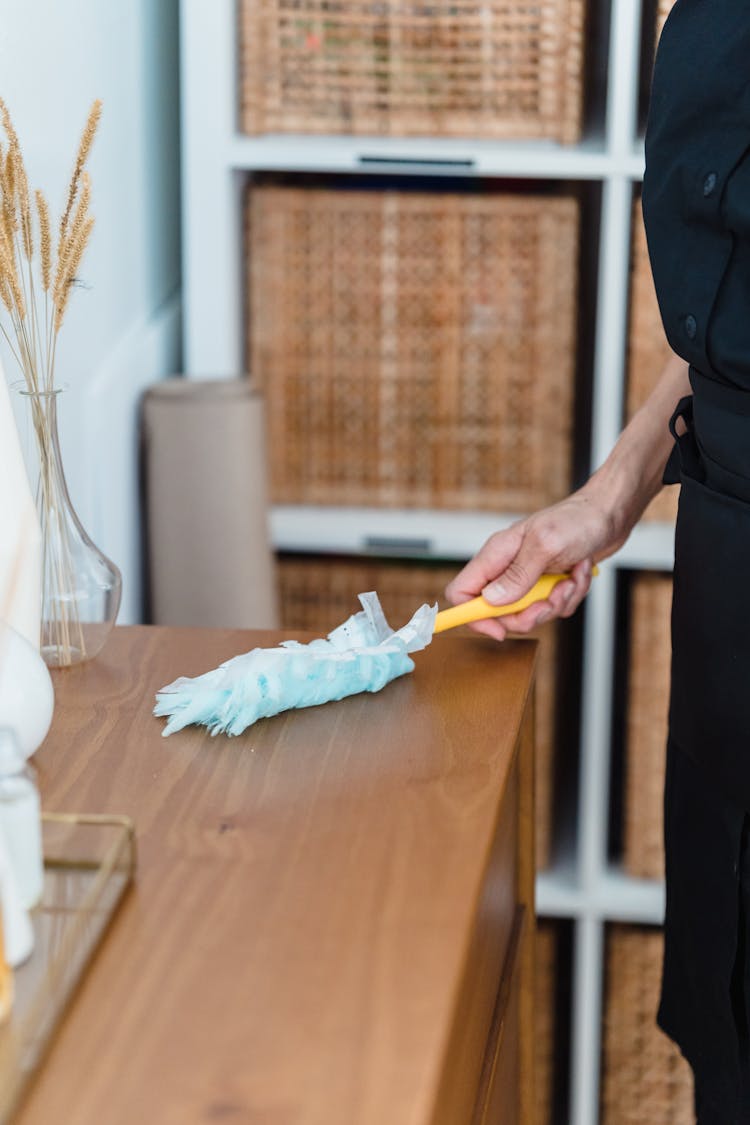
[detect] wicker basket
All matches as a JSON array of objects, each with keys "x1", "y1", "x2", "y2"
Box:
[
  {"x1": 626, "y1": 201, "x2": 678, "y2": 523},
  {"x1": 623, "y1": 573, "x2": 673, "y2": 880},
  {"x1": 239, "y1": 0, "x2": 586, "y2": 143},
  {"x1": 277, "y1": 553, "x2": 457, "y2": 634},
  {"x1": 601, "y1": 925, "x2": 694, "y2": 1124},
  {"x1": 248, "y1": 184, "x2": 579, "y2": 513},
  {"x1": 276, "y1": 551, "x2": 560, "y2": 868}
]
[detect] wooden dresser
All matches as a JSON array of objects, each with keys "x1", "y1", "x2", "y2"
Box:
[{"x1": 16, "y1": 626, "x2": 536, "y2": 1125}]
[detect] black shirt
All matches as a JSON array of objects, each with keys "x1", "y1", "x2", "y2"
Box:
[
  {"x1": 643, "y1": 0, "x2": 750, "y2": 389},
  {"x1": 643, "y1": 0, "x2": 750, "y2": 810}
]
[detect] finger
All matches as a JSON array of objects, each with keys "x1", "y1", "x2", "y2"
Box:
[
  {"x1": 545, "y1": 579, "x2": 577, "y2": 615},
  {"x1": 465, "y1": 618, "x2": 509, "y2": 642},
  {"x1": 494, "y1": 561, "x2": 596, "y2": 630},
  {"x1": 445, "y1": 525, "x2": 524, "y2": 604},
  {"x1": 571, "y1": 557, "x2": 593, "y2": 588},
  {"x1": 499, "y1": 574, "x2": 580, "y2": 632},
  {"x1": 557, "y1": 560, "x2": 594, "y2": 618},
  {"x1": 492, "y1": 598, "x2": 557, "y2": 634},
  {"x1": 481, "y1": 533, "x2": 551, "y2": 606},
  {"x1": 535, "y1": 562, "x2": 591, "y2": 614}
]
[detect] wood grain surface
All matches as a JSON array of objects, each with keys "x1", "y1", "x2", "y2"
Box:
[{"x1": 16, "y1": 626, "x2": 536, "y2": 1125}]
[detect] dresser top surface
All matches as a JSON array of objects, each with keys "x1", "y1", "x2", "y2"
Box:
[{"x1": 19, "y1": 625, "x2": 536, "y2": 1125}]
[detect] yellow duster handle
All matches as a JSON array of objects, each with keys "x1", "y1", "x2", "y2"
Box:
[{"x1": 433, "y1": 567, "x2": 600, "y2": 634}]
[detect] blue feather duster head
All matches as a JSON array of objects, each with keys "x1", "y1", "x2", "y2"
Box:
[{"x1": 154, "y1": 592, "x2": 437, "y2": 737}]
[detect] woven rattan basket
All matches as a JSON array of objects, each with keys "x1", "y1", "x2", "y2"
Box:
[
  {"x1": 276, "y1": 551, "x2": 559, "y2": 868},
  {"x1": 248, "y1": 184, "x2": 579, "y2": 513},
  {"x1": 623, "y1": 573, "x2": 673, "y2": 880},
  {"x1": 239, "y1": 0, "x2": 586, "y2": 142},
  {"x1": 626, "y1": 201, "x2": 678, "y2": 523},
  {"x1": 601, "y1": 925, "x2": 694, "y2": 1124}
]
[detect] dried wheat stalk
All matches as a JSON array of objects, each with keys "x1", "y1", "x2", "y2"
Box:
[
  {"x1": 0, "y1": 98, "x2": 100, "y2": 393},
  {"x1": 0, "y1": 99, "x2": 102, "y2": 663}
]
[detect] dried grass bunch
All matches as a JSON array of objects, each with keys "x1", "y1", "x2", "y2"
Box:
[
  {"x1": 0, "y1": 98, "x2": 101, "y2": 393},
  {"x1": 0, "y1": 99, "x2": 109, "y2": 667}
]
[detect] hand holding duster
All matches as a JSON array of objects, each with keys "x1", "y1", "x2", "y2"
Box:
[{"x1": 155, "y1": 573, "x2": 597, "y2": 736}]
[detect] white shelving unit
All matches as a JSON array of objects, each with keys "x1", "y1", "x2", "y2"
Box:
[{"x1": 179, "y1": 3, "x2": 673, "y2": 1121}]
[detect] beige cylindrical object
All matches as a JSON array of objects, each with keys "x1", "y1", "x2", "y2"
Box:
[{"x1": 142, "y1": 378, "x2": 278, "y2": 628}]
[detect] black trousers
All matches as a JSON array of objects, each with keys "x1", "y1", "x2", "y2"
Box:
[{"x1": 657, "y1": 736, "x2": 750, "y2": 1123}]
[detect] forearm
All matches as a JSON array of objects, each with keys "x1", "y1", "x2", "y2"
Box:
[
  {"x1": 582, "y1": 351, "x2": 690, "y2": 539},
  {"x1": 445, "y1": 350, "x2": 690, "y2": 639}
]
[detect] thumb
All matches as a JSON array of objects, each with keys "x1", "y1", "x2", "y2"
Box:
[
  {"x1": 446, "y1": 524, "x2": 525, "y2": 605},
  {"x1": 481, "y1": 544, "x2": 547, "y2": 606}
]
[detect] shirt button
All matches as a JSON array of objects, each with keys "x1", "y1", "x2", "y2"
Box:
[
  {"x1": 703, "y1": 172, "x2": 718, "y2": 197},
  {"x1": 685, "y1": 314, "x2": 697, "y2": 339}
]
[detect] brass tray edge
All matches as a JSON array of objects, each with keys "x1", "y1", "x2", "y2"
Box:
[{"x1": 0, "y1": 812, "x2": 137, "y2": 1123}]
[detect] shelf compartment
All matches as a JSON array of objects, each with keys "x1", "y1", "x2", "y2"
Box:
[
  {"x1": 536, "y1": 918, "x2": 574, "y2": 1125},
  {"x1": 248, "y1": 181, "x2": 580, "y2": 513},
  {"x1": 600, "y1": 924, "x2": 694, "y2": 1124},
  {"x1": 239, "y1": 0, "x2": 586, "y2": 143},
  {"x1": 0, "y1": 813, "x2": 136, "y2": 1124},
  {"x1": 621, "y1": 571, "x2": 672, "y2": 881}
]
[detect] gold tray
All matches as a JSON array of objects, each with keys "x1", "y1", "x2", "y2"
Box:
[{"x1": 0, "y1": 813, "x2": 136, "y2": 1123}]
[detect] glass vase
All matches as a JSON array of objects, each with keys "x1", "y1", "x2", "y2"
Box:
[{"x1": 18, "y1": 388, "x2": 122, "y2": 668}]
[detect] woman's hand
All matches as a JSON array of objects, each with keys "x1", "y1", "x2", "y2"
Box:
[
  {"x1": 445, "y1": 351, "x2": 691, "y2": 640},
  {"x1": 445, "y1": 486, "x2": 626, "y2": 640}
]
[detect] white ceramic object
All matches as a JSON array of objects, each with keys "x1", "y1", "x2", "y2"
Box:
[
  {"x1": 0, "y1": 730, "x2": 44, "y2": 910},
  {"x1": 0, "y1": 825, "x2": 33, "y2": 967},
  {"x1": 0, "y1": 360, "x2": 42, "y2": 650},
  {"x1": 0, "y1": 623, "x2": 54, "y2": 758}
]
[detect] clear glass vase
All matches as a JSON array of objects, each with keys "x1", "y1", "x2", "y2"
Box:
[{"x1": 18, "y1": 388, "x2": 122, "y2": 668}]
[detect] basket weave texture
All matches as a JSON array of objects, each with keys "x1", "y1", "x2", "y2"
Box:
[
  {"x1": 276, "y1": 551, "x2": 559, "y2": 868},
  {"x1": 623, "y1": 573, "x2": 672, "y2": 880},
  {"x1": 626, "y1": 202, "x2": 678, "y2": 523},
  {"x1": 248, "y1": 185, "x2": 579, "y2": 512},
  {"x1": 239, "y1": 0, "x2": 586, "y2": 142},
  {"x1": 601, "y1": 925, "x2": 694, "y2": 1124}
]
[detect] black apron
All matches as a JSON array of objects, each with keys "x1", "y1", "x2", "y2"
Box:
[
  {"x1": 657, "y1": 734, "x2": 750, "y2": 1122},
  {"x1": 658, "y1": 366, "x2": 750, "y2": 1120},
  {"x1": 665, "y1": 366, "x2": 750, "y2": 805}
]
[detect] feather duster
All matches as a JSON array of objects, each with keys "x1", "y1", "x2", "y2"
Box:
[{"x1": 154, "y1": 592, "x2": 437, "y2": 737}]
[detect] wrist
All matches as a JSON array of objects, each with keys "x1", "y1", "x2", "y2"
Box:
[{"x1": 579, "y1": 456, "x2": 645, "y2": 545}]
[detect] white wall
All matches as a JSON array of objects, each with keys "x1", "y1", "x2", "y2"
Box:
[{"x1": 0, "y1": 0, "x2": 182, "y2": 623}]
